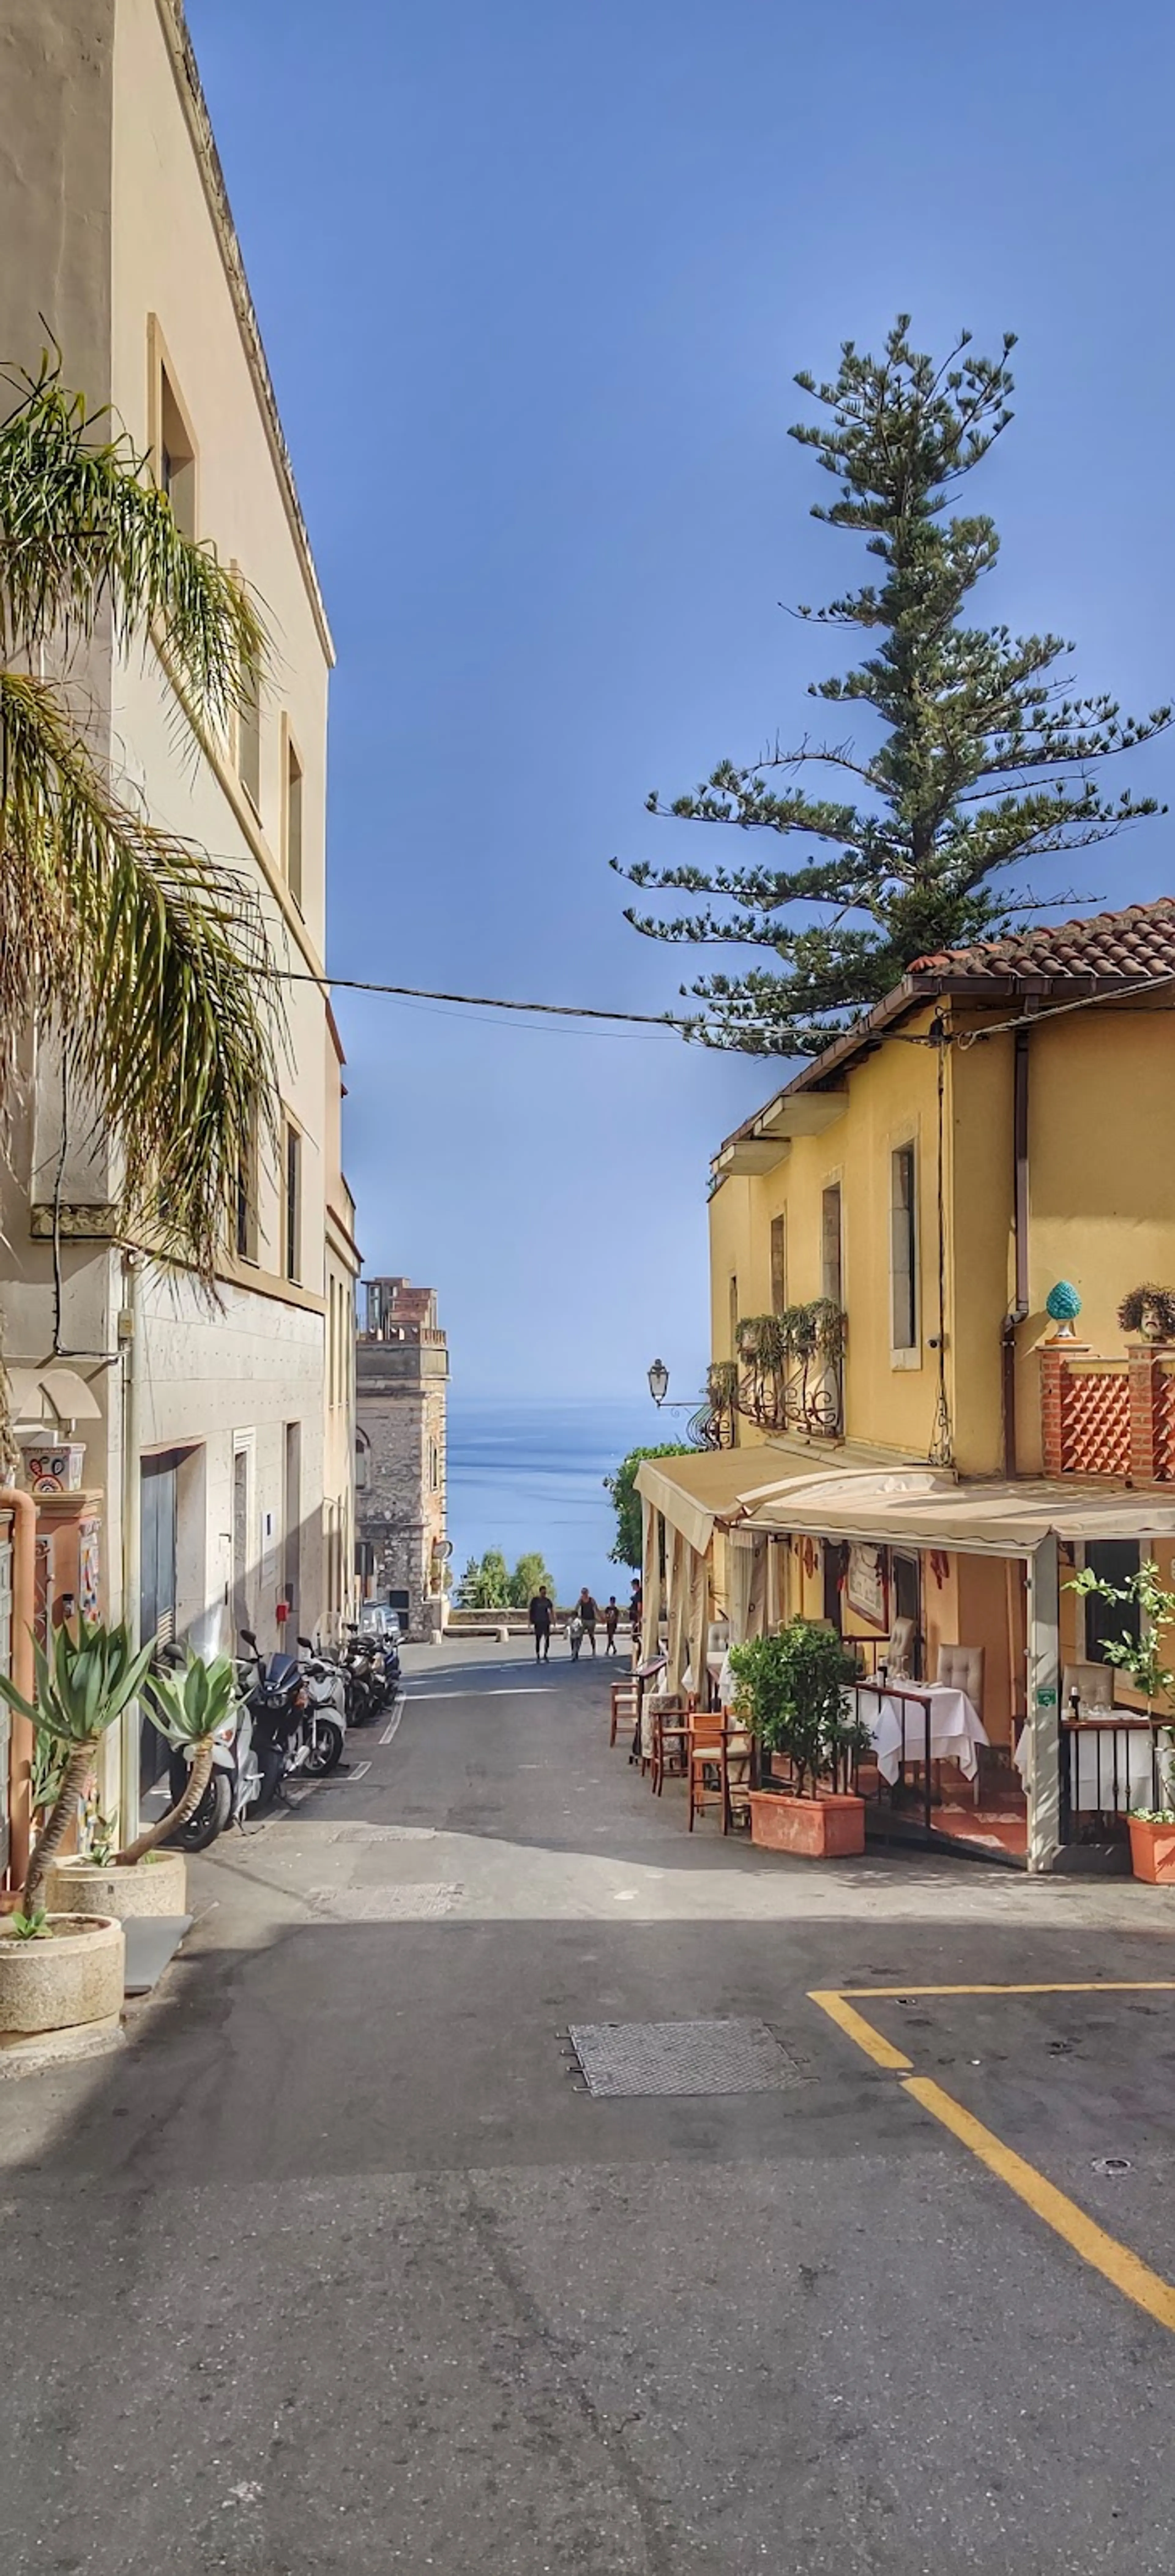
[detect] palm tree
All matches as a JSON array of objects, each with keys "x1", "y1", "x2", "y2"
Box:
[{"x1": 0, "y1": 349, "x2": 280, "y2": 1456}]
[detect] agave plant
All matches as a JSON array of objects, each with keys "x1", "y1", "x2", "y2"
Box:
[
  {"x1": 0, "y1": 1614, "x2": 157, "y2": 1923},
  {"x1": 117, "y1": 1649, "x2": 239, "y2": 1863}
]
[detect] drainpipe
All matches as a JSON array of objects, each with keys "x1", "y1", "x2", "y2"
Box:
[
  {"x1": 118, "y1": 1254, "x2": 142, "y2": 1846},
  {"x1": 2, "y1": 1488, "x2": 37, "y2": 1897},
  {"x1": 1001, "y1": 1022, "x2": 1031, "y2": 1478}
]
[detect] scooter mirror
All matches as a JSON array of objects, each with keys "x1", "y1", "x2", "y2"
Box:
[
  {"x1": 240, "y1": 1628, "x2": 258, "y2": 1648},
  {"x1": 297, "y1": 1635, "x2": 313, "y2": 1650}
]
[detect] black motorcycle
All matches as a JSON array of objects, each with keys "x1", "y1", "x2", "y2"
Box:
[{"x1": 237, "y1": 1630, "x2": 311, "y2": 1805}]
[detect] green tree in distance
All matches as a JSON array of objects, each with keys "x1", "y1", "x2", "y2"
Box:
[
  {"x1": 509, "y1": 1552, "x2": 556, "y2": 1608},
  {"x1": 603, "y1": 1445, "x2": 694, "y2": 1569},
  {"x1": 615, "y1": 319, "x2": 1171, "y2": 1056},
  {"x1": 457, "y1": 1550, "x2": 513, "y2": 1609}
]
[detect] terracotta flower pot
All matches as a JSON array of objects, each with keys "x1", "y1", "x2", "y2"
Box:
[
  {"x1": 0, "y1": 1914, "x2": 125, "y2": 2036},
  {"x1": 748, "y1": 1788, "x2": 865, "y2": 1859},
  {"x1": 45, "y1": 1849, "x2": 187, "y2": 1920},
  {"x1": 1127, "y1": 1815, "x2": 1175, "y2": 1885}
]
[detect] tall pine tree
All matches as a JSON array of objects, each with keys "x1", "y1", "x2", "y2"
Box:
[{"x1": 616, "y1": 320, "x2": 1170, "y2": 1055}]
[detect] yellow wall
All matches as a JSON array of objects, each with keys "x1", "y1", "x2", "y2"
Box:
[{"x1": 709, "y1": 995, "x2": 1175, "y2": 1479}]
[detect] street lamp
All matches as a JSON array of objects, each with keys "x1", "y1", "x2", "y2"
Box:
[{"x1": 647, "y1": 1358, "x2": 670, "y2": 1407}]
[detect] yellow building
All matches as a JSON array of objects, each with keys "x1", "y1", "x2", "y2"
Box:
[{"x1": 638, "y1": 900, "x2": 1175, "y2": 1870}]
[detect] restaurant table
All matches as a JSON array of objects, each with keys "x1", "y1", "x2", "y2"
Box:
[{"x1": 856, "y1": 1683, "x2": 988, "y2": 1787}]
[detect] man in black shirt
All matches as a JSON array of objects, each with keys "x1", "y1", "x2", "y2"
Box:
[{"x1": 529, "y1": 1586, "x2": 553, "y2": 1661}]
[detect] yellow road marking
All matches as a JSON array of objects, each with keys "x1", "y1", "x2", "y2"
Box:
[
  {"x1": 808, "y1": 1989, "x2": 912, "y2": 2070},
  {"x1": 836, "y1": 1982, "x2": 1175, "y2": 1998},
  {"x1": 902, "y1": 2076, "x2": 1175, "y2": 2336},
  {"x1": 808, "y1": 1981, "x2": 1175, "y2": 2336}
]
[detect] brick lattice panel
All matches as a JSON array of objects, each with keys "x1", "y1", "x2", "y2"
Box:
[
  {"x1": 1154, "y1": 1370, "x2": 1175, "y2": 1481},
  {"x1": 1059, "y1": 1368, "x2": 1131, "y2": 1477}
]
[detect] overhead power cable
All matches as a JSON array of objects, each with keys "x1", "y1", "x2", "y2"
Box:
[{"x1": 264, "y1": 965, "x2": 687, "y2": 1029}]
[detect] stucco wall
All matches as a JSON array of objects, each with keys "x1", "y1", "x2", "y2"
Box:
[{"x1": 0, "y1": 0, "x2": 349, "y2": 1718}]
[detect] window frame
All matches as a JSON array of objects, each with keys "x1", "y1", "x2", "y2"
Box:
[
  {"x1": 281, "y1": 714, "x2": 305, "y2": 913},
  {"x1": 770, "y1": 1211, "x2": 787, "y2": 1314},
  {"x1": 889, "y1": 1137, "x2": 920, "y2": 1364},
  {"x1": 234, "y1": 1108, "x2": 259, "y2": 1266},
  {"x1": 147, "y1": 316, "x2": 198, "y2": 541},
  {"x1": 282, "y1": 1115, "x2": 303, "y2": 1286},
  {"x1": 236, "y1": 638, "x2": 262, "y2": 818},
  {"x1": 820, "y1": 1183, "x2": 843, "y2": 1310}
]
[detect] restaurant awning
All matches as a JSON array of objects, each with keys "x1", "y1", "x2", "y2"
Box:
[
  {"x1": 633, "y1": 1444, "x2": 944, "y2": 1557},
  {"x1": 743, "y1": 1473, "x2": 1175, "y2": 1557}
]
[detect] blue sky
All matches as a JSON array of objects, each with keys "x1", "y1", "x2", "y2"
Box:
[{"x1": 191, "y1": 0, "x2": 1175, "y2": 1402}]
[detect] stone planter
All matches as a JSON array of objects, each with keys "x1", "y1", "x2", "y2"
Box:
[
  {"x1": 46, "y1": 1850, "x2": 187, "y2": 1920},
  {"x1": 749, "y1": 1788, "x2": 865, "y2": 1860},
  {"x1": 1127, "y1": 1815, "x2": 1175, "y2": 1885},
  {"x1": 0, "y1": 1914, "x2": 125, "y2": 2035}
]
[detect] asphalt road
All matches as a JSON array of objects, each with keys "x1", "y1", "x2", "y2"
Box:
[{"x1": 4, "y1": 1639, "x2": 1175, "y2": 2574}]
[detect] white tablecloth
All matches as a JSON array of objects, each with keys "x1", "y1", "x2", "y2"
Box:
[{"x1": 858, "y1": 1684, "x2": 988, "y2": 1787}]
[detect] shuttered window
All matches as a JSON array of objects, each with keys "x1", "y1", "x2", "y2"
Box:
[{"x1": 890, "y1": 1144, "x2": 917, "y2": 1350}]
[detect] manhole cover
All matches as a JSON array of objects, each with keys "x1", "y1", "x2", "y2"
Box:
[
  {"x1": 307, "y1": 1884, "x2": 461, "y2": 1920},
  {"x1": 566, "y1": 2018, "x2": 801, "y2": 2098}
]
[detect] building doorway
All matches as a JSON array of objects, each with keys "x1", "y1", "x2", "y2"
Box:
[
  {"x1": 140, "y1": 1453, "x2": 179, "y2": 1795},
  {"x1": 891, "y1": 1549, "x2": 922, "y2": 1675}
]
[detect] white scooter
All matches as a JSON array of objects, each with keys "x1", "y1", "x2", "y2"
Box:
[
  {"x1": 162, "y1": 1606, "x2": 271, "y2": 1851},
  {"x1": 297, "y1": 1634, "x2": 346, "y2": 1773}
]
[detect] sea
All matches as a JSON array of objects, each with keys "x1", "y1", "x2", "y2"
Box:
[{"x1": 446, "y1": 1394, "x2": 676, "y2": 1604}]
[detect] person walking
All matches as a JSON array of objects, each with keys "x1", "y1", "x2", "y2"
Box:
[
  {"x1": 603, "y1": 1597, "x2": 620, "y2": 1655},
  {"x1": 576, "y1": 1587, "x2": 598, "y2": 1656},
  {"x1": 529, "y1": 1585, "x2": 553, "y2": 1662}
]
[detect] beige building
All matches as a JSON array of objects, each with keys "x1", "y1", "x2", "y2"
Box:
[{"x1": 0, "y1": 0, "x2": 359, "y2": 1843}]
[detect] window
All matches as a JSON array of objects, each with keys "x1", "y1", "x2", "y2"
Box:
[
  {"x1": 283, "y1": 1120, "x2": 302, "y2": 1283},
  {"x1": 429, "y1": 1439, "x2": 440, "y2": 1494},
  {"x1": 770, "y1": 1213, "x2": 787, "y2": 1314},
  {"x1": 238, "y1": 645, "x2": 261, "y2": 814},
  {"x1": 284, "y1": 732, "x2": 304, "y2": 909},
  {"x1": 821, "y1": 1185, "x2": 842, "y2": 1308},
  {"x1": 235, "y1": 1112, "x2": 259, "y2": 1264},
  {"x1": 890, "y1": 1143, "x2": 918, "y2": 1352},
  {"x1": 729, "y1": 1273, "x2": 740, "y2": 1356},
  {"x1": 1083, "y1": 1541, "x2": 1142, "y2": 1666},
  {"x1": 155, "y1": 344, "x2": 196, "y2": 539}
]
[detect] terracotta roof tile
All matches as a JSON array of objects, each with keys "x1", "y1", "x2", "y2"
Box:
[{"x1": 912, "y1": 897, "x2": 1175, "y2": 984}]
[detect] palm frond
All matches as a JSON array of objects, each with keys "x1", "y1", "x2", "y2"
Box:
[
  {"x1": 0, "y1": 350, "x2": 265, "y2": 735},
  {"x1": 0, "y1": 667, "x2": 278, "y2": 1278}
]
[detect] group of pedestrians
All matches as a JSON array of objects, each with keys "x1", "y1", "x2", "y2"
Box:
[{"x1": 527, "y1": 1585, "x2": 624, "y2": 1661}]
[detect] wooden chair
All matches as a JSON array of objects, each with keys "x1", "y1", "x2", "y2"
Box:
[
  {"x1": 651, "y1": 1698, "x2": 693, "y2": 1795},
  {"x1": 610, "y1": 1676, "x2": 639, "y2": 1748},
  {"x1": 687, "y1": 1713, "x2": 754, "y2": 1833},
  {"x1": 687, "y1": 1711, "x2": 724, "y2": 1829}
]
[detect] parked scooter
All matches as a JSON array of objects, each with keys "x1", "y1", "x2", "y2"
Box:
[
  {"x1": 237, "y1": 1629, "x2": 316, "y2": 1797},
  {"x1": 296, "y1": 1635, "x2": 347, "y2": 1773},
  {"x1": 161, "y1": 1617, "x2": 272, "y2": 1852}
]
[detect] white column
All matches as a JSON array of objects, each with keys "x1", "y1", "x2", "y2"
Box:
[{"x1": 1027, "y1": 1533, "x2": 1061, "y2": 1873}]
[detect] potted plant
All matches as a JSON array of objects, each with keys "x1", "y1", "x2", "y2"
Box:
[
  {"x1": 0, "y1": 1614, "x2": 155, "y2": 2036},
  {"x1": 1067, "y1": 1558, "x2": 1175, "y2": 1882},
  {"x1": 732, "y1": 1621, "x2": 870, "y2": 1859},
  {"x1": 45, "y1": 1647, "x2": 238, "y2": 1919}
]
